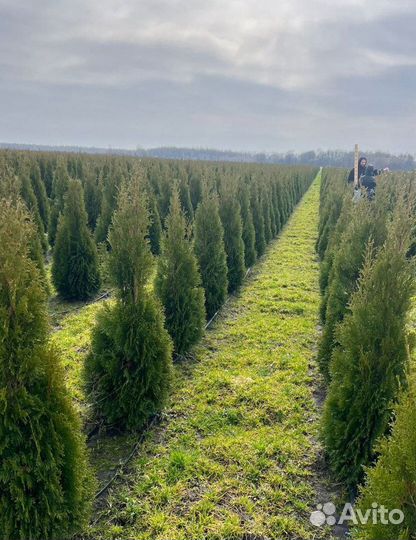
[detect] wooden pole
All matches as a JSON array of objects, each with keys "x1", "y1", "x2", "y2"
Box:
[{"x1": 354, "y1": 144, "x2": 359, "y2": 187}]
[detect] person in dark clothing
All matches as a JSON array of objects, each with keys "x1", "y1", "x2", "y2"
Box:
[
  {"x1": 347, "y1": 157, "x2": 386, "y2": 184},
  {"x1": 360, "y1": 164, "x2": 377, "y2": 200},
  {"x1": 347, "y1": 156, "x2": 368, "y2": 184}
]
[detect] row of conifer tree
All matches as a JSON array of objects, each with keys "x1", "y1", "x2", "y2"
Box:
[
  {"x1": 316, "y1": 168, "x2": 416, "y2": 539},
  {"x1": 0, "y1": 150, "x2": 316, "y2": 539}
]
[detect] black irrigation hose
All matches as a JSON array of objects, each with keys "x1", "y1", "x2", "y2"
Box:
[
  {"x1": 50, "y1": 290, "x2": 113, "y2": 320},
  {"x1": 94, "y1": 415, "x2": 159, "y2": 499},
  {"x1": 204, "y1": 266, "x2": 252, "y2": 330}
]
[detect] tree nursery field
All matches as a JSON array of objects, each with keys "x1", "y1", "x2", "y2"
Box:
[{"x1": 1, "y1": 151, "x2": 415, "y2": 540}]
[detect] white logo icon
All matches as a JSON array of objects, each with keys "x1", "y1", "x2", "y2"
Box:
[
  {"x1": 310, "y1": 502, "x2": 336, "y2": 526},
  {"x1": 310, "y1": 501, "x2": 404, "y2": 527}
]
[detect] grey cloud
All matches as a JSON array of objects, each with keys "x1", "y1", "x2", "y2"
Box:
[{"x1": 0, "y1": 0, "x2": 415, "y2": 153}]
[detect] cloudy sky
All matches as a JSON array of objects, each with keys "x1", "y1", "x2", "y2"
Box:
[{"x1": 1, "y1": 0, "x2": 415, "y2": 153}]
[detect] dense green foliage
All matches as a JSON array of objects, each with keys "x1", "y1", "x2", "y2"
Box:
[
  {"x1": 238, "y1": 180, "x2": 257, "y2": 267},
  {"x1": 317, "y1": 169, "x2": 416, "y2": 500},
  {"x1": 220, "y1": 180, "x2": 246, "y2": 292},
  {"x1": 85, "y1": 297, "x2": 172, "y2": 431},
  {"x1": 353, "y1": 382, "x2": 416, "y2": 540},
  {"x1": 83, "y1": 165, "x2": 101, "y2": 230},
  {"x1": 94, "y1": 162, "x2": 125, "y2": 244},
  {"x1": 85, "y1": 173, "x2": 172, "y2": 430},
  {"x1": 322, "y1": 228, "x2": 414, "y2": 486},
  {"x1": 318, "y1": 198, "x2": 387, "y2": 380},
  {"x1": 147, "y1": 190, "x2": 163, "y2": 255},
  {"x1": 0, "y1": 199, "x2": 93, "y2": 540},
  {"x1": 251, "y1": 180, "x2": 266, "y2": 257},
  {"x1": 194, "y1": 186, "x2": 228, "y2": 318},
  {"x1": 49, "y1": 160, "x2": 70, "y2": 246},
  {"x1": 155, "y1": 187, "x2": 205, "y2": 354},
  {"x1": 316, "y1": 169, "x2": 347, "y2": 260},
  {"x1": 52, "y1": 179, "x2": 100, "y2": 300},
  {"x1": 29, "y1": 161, "x2": 50, "y2": 231},
  {"x1": 0, "y1": 163, "x2": 48, "y2": 286},
  {"x1": 1, "y1": 152, "x2": 316, "y2": 284}
]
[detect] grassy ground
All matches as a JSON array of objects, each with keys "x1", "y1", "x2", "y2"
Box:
[
  {"x1": 50, "y1": 300, "x2": 108, "y2": 410},
  {"x1": 77, "y1": 176, "x2": 334, "y2": 540}
]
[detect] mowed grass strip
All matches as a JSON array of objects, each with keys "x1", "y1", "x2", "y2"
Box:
[{"x1": 85, "y1": 177, "x2": 324, "y2": 540}]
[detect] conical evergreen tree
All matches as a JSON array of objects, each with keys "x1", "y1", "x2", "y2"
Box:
[
  {"x1": 279, "y1": 178, "x2": 290, "y2": 225},
  {"x1": 30, "y1": 161, "x2": 49, "y2": 231},
  {"x1": 220, "y1": 180, "x2": 246, "y2": 292},
  {"x1": 39, "y1": 156, "x2": 55, "y2": 198},
  {"x1": 269, "y1": 188, "x2": 277, "y2": 238},
  {"x1": 189, "y1": 170, "x2": 202, "y2": 209},
  {"x1": 238, "y1": 181, "x2": 257, "y2": 268},
  {"x1": 0, "y1": 198, "x2": 94, "y2": 540},
  {"x1": 49, "y1": 160, "x2": 70, "y2": 246},
  {"x1": 153, "y1": 163, "x2": 172, "y2": 221},
  {"x1": 322, "y1": 215, "x2": 414, "y2": 487},
  {"x1": 261, "y1": 184, "x2": 272, "y2": 244},
  {"x1": 155, "y1": 186, "x2": 206, "y2": 354},
  {"x1": 0, "y1": 171, "x2": 48, "y2": 290},
  {"x1": 94, "y1": 162, "x2": 124, "y2": 243},
  {"x1": 318, "y1": 200, "x2": 387, "y2": 381},
  {"x1": 178, "y1": 172, "x2": 194, "y2": 220},
  {"x1": 83, "y1": 166, "x2": 101, "y2": 230},
  {"x1": 17, "y1": 164, "x2": 48, "y2": 254},
  {"x1": 353, "y1": 382, "x2": 416, "y2": 540},
  {"x1": 194, "y1": 186, "x2": 228, "y2": 318},
  {"x1": 148, "y1": 190, "x2": 163, "y2": 255},
  {"x1": 316, "y1": 170, "x2": 347, "y2": 260},
  {"x1": 275, "y1": 181, "x2": 286, "y2": 228},
  {"x1": 318, "y1": 194, "x2": 352, "y2": 297},
  {"x1": 85, "y1": 172, "x2": 172, "y2": 431},
  {"x1": 250, "y1": 181, "x2": 266, "y2": 257},
  {"x1": 271, "y1": 182, "x2": 281, "y2": 235},
  {"x1": 52, "y1": 179, "x2": 100, "y2": 300}
]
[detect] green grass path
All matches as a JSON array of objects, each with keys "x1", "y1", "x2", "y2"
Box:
[{"x1": 86, "y1": 177, "x2": 328, "y2": 540}]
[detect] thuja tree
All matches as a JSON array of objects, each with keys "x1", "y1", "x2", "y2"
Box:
[
  {"x1": 261, "y1": 183, "x2": 273, "y2": 244},
  {"x1": 353, "y1": 382, "x2": 416, "y2": 540},
  {"x1": 155, "y1": 186, "x2": 205, "y2": 353},
  {"x1": 52, "y1": 179, "x2": 100, "y2": 300},
  {"x1": 0, "y1": 170, "x2": 48, "y2": 291},
  {"x1": 238, "y1": 180, "x2": 256, "y2": 268},
  {"x1": 18, "y1": 166, "x2": 48, "y2": 254},
  {"x1": 94, "y1": 162, "x2": 125, "y2": 244},
  {"x1": 318, "y1": 199, "x2": 387, "y2": 381},
  {"x1": 189, "y1": 168, "x2": 203, "y2": 210},
  {"x1": 220, "y1": 179, "x2": 246, "y2": 292},
  {"x1": 322, "y1": 215, "x2": 414, "y2": 487},
  {"x1": 250, "y1": 181, "x2": 266, "y2": 257},
  {"x1": 29, "y1": 160, "x2": 50, "y2": 232},
  {"x1": 49, "y1": 160, "x2": 70, "y2": 246},
  {"x1": 194, "y1": 186, "x2": 228, "y2": 319},
  {"x1": 319, "y1": 196, "x2": 353, "y2": 322},
  {"x1": 0, "y1": 199, "x2": 93, "y2": 540},
  {"x1": 83, "y1": 165, "x2": 101, "y2": 230},
  {"x1": 316, "y1": 169, "x2": 347, "y2": 260},
  {"x1": 178, "y1": 171, "x2": 194, "y2": 220},
  {"x1": 38, "y1": 154, "x2": 55, "y2": 197},
  {"x1": 85, "y1": 173, "x2": 172, "y2": 431},
  {"x1": 147, "y1": 190, "x2": 163, "y2": 255},
  {"x1": 271, "y1": 182, "x2": 281, "y2": 235}
]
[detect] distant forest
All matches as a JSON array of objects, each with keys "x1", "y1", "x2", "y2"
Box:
[{"x1": 1, "y1": 142, "x2": 414, "y2": 170}]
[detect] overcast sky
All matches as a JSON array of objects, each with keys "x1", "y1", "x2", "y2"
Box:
[{"x1": 1, "y1": 0, "x2": 415, "y2": 153}]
